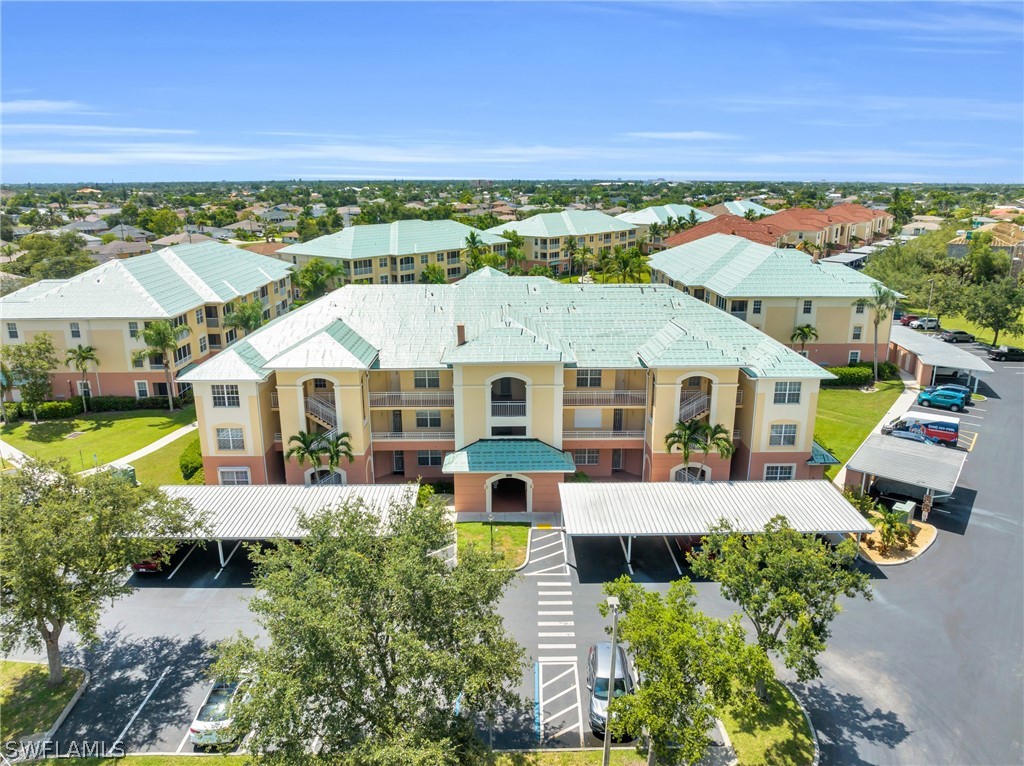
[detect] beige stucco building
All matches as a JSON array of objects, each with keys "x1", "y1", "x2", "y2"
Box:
[{"x1": 487, "y1": 210, "x2": 637, "y2": 274}]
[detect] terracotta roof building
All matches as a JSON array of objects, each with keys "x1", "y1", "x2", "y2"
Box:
[{"x1": 661, "y1": 214, "x2": 788, "y2": 248}]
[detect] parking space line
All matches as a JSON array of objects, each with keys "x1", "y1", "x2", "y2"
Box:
[
  {"x1": 213, "y1": 541, "x2": 242, "y2": 579},
  {"x1": 544, "y1": 702, "x2": 579, "y2": 724},
  {"x1": 176, "y1": 729, "x2": 191, "y2": 753},
  {"x1": 540, "y1": 631, "x2": 575, "y2": 637},
  {"x1": 539, "y1": 591, "x2": 573, "y2": 596},
  {"x1": 166, "y1": 544, "x2": 197, "y2": 581},
  {"x1": 542, "y1": 666, "x2": 575, "y2": 688},
  {"x1": 543, "y1": 685, "x2": 575, "y2": 707},
  {"x1": 114, "y1": 667, "x2": 169, "y2": 748},
  {"x1": 530, "y1": 550, "x2": 568, "y2": 564},
  {"x1": 537, "y1": 581, "x2": 569, "y2": 586},
  {"x1": 539, "y1": 600, "x2": 572, "y2": 606},
  {"x1": 539, "y1": 610, "x2": 573, "y2": 615},
  {"x1": 531, "y1": 539, "x2": 563, "y2": 554},
  {"x1": 539, "y1": 621, "x2": 574, "y2": 626},
  {"x1": 532, "y1": 531, "x2": 560, "y2": 542},
  {"x1": 539, "y1": 643, "x2": 577, "y2": 649},
  {"x1": 539, "y1": 655, "x2": 578, "y2": 662}
]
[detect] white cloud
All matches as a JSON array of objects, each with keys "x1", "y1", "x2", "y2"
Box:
[
  {"x1": 625, "y1": 131, "x2": 738, "y2": 141},
  {"x1": 2, "y1": 100, "x2": 97, "y2": 115},
  {"x1": 3, "y1": 124, "x2": 196, "y2": 136}
]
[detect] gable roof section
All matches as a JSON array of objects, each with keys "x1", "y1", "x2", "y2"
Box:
[
  {"x1": 267, "y1": 319, "x2": 379, "y2": 370},
  {"x1": 648, "y1": 234, "x2": 887, "y2": 299},
  {"x1": 616, "y1": 204, "x2": 714, "y2": 227},
  {"x1": 705, "y1": 200, "x2": 776, "y2": 218},
  {"x1": 488, "y1": 210, "x2": 636, "y2": 238},
  {"x1": 279, "y1": 219, "x2": 507, "y2": 261},
  {"x1": 662, "y1": 214, "x2": 787, "y2": 248},
  {"x1": 442, "y1": 439, "x2": 576, "y2": 474}
]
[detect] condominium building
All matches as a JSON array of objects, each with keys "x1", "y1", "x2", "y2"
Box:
[
  {"x1": 661, "y1": 214, "x2": 788, "y2": 248},
  {"x1": 0, "y1": 242, "x2": 293, "y2": 401},
  {"x1": 703, "y1": 199, "x2": 777, "y2": 218},
  {"x1": 648, "y1": 234, "x2": 894, "y2": 366},
  {"x1": 277, "y1": 219, "x2": 508, "y2": 284},
  {"x1": 765, "y1": 205, "x2": 895, "y2": 250},
  {"x1": 180, "y1": 268, "x2": 837, "y2": 510},
  {"x1": 486, "y1": 211, "x2": 637, "y2": 274},
  {"x1": 615, "y1": 204, "x2": 714, "y2": 250}
]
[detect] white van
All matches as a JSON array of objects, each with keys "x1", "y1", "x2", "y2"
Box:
[{"x1": 881, "y1": 412, "x2": 960, "y2": 446}]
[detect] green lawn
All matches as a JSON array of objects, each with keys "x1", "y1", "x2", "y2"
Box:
[
  {"x1": 1, "y1": 660, "x2": 85, "y2": 742},
  {"x1": 815, "y1": 380, "x2": 904, "y2": 479},
  {"x1": 130, "y1": 433, "x2": 204, "y2": 486},
  {"x1": 0, "y1": 406, "x2": 195, "y2": 469},
  {"x1": 720, "y1": 678, "x2": 815, "y2": 766},
  {"x1": 903, "y1": 306, "x2": 1024, "y2": 346},
  {"x1": 457, "y1": 522, "x2": 530, "y2": 568}
]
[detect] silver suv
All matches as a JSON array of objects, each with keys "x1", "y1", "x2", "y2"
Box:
[{"x1": 586, "y1": 641, "x2": 634, "y2": 735}]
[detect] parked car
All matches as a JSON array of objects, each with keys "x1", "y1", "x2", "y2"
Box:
[
  {"x1": 586, "y1": 642, "x2": 634, "y2": 736},
  {"x1": 924, "y1": 384, "x2": 973, "y2": 405},
  {"x1": 916, "y1": 389, "x2": 966, "y2": 412},
  {"x1": 131, "y1": 552, "x2": 164, "y2": 573},
  {"x1": 909, "y1": 317, "x2": 940, "y2": 330},
  {"x1": 939, "y1": 330, "x2": 975, "y2": 344},
  {"x1": 886, "y1": 429, "x2": 941, "y2": 445},
  {"x1": 189, "y1": 680, "x2": 249, "y2": 748},
  {"x1": 988, "y1": 345, "x2": 1024, "y2": 361},
  {"x1": 898, "y1": 314, "x2": 920, "y2": 326},
  {"x1": 881, "y1": 412, "x2": 960, "y2": 445}
]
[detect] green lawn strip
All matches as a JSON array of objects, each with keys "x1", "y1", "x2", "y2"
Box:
[
  {"x1": 901, "y1": 306, "x2": 1023, "y2": 346},
  {"x1": 0, "y1": 406, "x2": 195, "y2": 468},
  {"x1": 1, "y1": 660, "x2": 85, "y2": 742},
  {"x1": 457, "y1": 521, "x2": 530, "y2": 568},
  {"x1": 34, "y1": 751, "x2": 647, "y2": 766},
  {"x1": 720, "y1": 677, "x2": 815, "y2": 766},
  {"x1": 130, "y1": 434, "x2": 204, "y2": 486},
  {"x1": 815, "y1": 380, "x2": 904, "y2": 479}
]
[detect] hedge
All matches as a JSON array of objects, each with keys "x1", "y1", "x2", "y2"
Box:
[
  {"x1": 1, "y1": 395, "x2": 186, "y2": 423},
  {"x1": 178, "y1": 436, "x2": 204, "y2": 480},
  {"x1": 821, "y1": 365, "x2": 875, "y2": 387}
]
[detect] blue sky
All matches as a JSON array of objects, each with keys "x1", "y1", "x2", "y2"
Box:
[{"x1": 2, "y1": 1, "x2": 1021, "y2": 184}]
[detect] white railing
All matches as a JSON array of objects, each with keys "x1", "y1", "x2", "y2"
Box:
[
  {"x1": 372, "y1": 431, "x2": 455, "y2": 441},
  {"x1": 679, "y1": 391, "x2": 711, "y2": 422},
  {"x1": 305, "y1": 394, "x2": 338, "y2": 428},
  {"x1": 312, "y1": 471, "x2": 344, "y2": 486},
  {"x1": 563, "y1": 430, "x2": 644, "y2": 440},
  {"x1": 368, "y1": 391, "x2": 454, "y2": 408},
  {"x1": 270, "y1": 391, "x2": 279, "y2": 409},
  {"x1": 563, "y1": 390, "x2": 646, "y2": 407},
  {"x1": 206, "y1": 317, "x2": 220, "y2": 328},
  {"x1": 312, "y1": 427, "x2": 338, "y2": 449},
  {"x1": 491, "y1": 401, "x2": 527, "y2": 417}
]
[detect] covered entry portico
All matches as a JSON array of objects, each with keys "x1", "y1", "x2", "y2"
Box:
[{"x1": 559, "y1": 480, "x2": 873, "y2": 574}]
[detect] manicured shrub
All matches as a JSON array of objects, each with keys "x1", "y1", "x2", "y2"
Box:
[
  {"x1": 33, "y1": 399, "x2": 85, "y2": 420},
  {"x1": 2, "y1": 401, "x2": 23, "y2": 422},
  {"x1": 178, "y1": 436, "x2": 204, "y2": 480},
  {"x1": 88, "y1": 395, "x2": 138, "y2": 412},
  {"x1": 821, "y1": 365, "x2": 874, "y2": 388}
]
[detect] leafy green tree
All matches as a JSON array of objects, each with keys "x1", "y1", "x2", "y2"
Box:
[
  {"x1": 527, "y1": 264, "x2": 554, "y2": 278},
  {"x1": 601, "y1": 577, "x2": 770, "y2": 766},
  {"x1": 296, "y1": 258, "x2": 347, "y2": 300},
  {"x1": 419, "y1": 264, "x2": 447, "y2": 284},
  {"x1": 65, "y1": 344, "x2": 100, "y2": 413},
  {"x1": 8, "y1": 232, "x2": 95, "y2": 281},
  {"x1": 211, "y1": 496, "x2": 523, "y2": 762},
  {"x1": 966, "y1": 233, "x2": 1011, "y2": 283},
  {"x1": 0, "y1": 359, "x2": 13, "y2": 425},
  {"x1": 1, "y1": 332, "x2": 58, "y2": 422},
  {"x1": 297, "y1": 215, "x2": 320, "y2": 243},
  {"x1": 137, "y1": 208, "x2": 182, "y2": 237},
  {"x1": 647, "y1": 221, "x2": 664, "y2": 245},
  {"x1": 888, "y1": 187, "x2": 914, "y2": 226},
  {"x1": 664, "y1": 419, "x2": 706, "y2": 482},
  {"x1": 462, "y1": 230, "x2": 486, "y2": 270},
  {"x1": 855, "y1": 282, "x2": 901, "y2": 381},
  {"x1": 223, "y1": 300, "x2": 265, "y2": 335},
  {"x1": 915, "y1": 273, "x2": 963, "y2": 327},
  {"x1": 965, "y1": 277, "x2": 1024, "y2": 346},
  {"x1": 790, "y1": 324, "x2": 819, "y2": 353},
  {"x1": 0, "y1": 460, "x2": 203, "y2": 684},
  {"x1": 690, "y1": 516, "x2": 872, "y2": 696},
  {"x1": 131, "y1": 320, "x2": 188, "y2": 411}
]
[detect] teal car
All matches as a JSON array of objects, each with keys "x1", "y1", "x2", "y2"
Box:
[{"x1": 916, "y1": 389, "x2": 966, "y2": 412}]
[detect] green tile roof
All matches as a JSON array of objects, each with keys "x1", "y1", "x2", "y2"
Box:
[
  {"x1": 721, "y1": 200, "x2": 776, "y2": 217},
  {"x1": 487, "y1": 210, "x2": 636, "y2": 238},
  {"x1": 278, "y1": 219, "x2": 506, "y2": 261},
  {"x1": 648, "y1": 234, "x2": 888, "y2": 299},
  {"x1": 442, "y1": 439, "x2": 576, "y2": 474},
  {"x1": 808, "y1": 440, "x2": 841, "y2": 466},
  {"x1": 616, "y1": 204, "x2": 714, "y2": 227}
]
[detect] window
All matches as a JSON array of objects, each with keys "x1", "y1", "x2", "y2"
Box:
[
  {"x1": 764, "y1": 465, "x2": 794, "y2": 481},
  {"x1": 769, "y1": 424, "x2": 798, "y2": 447},
  {"x1": 173, "y1": 343, "x2": 192, "y2": 365},
  {"x1": 128, "y1": 321, "x2": 139, "y2": 338},
  {"x1": 730, "y1": 300, "x2": 747, "y2": 314},
  {"x1": 420, "y1": 254, "x2": 428, "y2": 264},
  {"x1": 278, "y1": 278, "x2": 287, "y2": 290},
  {"x1": 576, "y1": 369, "x2": 602, "y2": 388},
  {"x1": 171, "y1": 314, "x2": 187, "y2": 329},
  {"x1": 133, "y1": 357, "x2": 145, "y2": 369},
  {"x1": 378, "y1": 258, "x2": 388, "y2": 268},
  {"x1": 208, "y1": 333, "x2": 222, "y2": 349},
  {"x1": 716, "y1": 295, "x2": 727, "y2": 311},
  {"x1": 399, "y1": 256, "x2": 415, "y2": 271},
  {"x1": 199, "y1": 335, "x2": 208, "y2": 353},
  {"x1": 417, "y1": 450, "x2": 443, "y2": 467},
  {"x1": 855, "y1": 303, "x2": 865, "y2": 315},
  {"x1": 262, "y1": 308, "x2": 271, "y2": 320},
  {"x1": 379, "y1": 275, "x2": 390, "y2": 284},
  {"x1": 212, "y1": 384, "x2": 240, "y2": 407},
  {"x1": 852, "y1": 325, "x2": 863, "y2": 341},
  {"x1": 573, "y1": 449, "x2": 600, "y2": 465},
  {"x1": 6, "y1": 323, "x2": 17, "y2": 339},
  {"x1": 135, "y1": 381, "x2": 149, "y2": 398},
  {"x1": 414, "y1": 370, "x2": 440, "y2": 389},
  {"x1": 76, "y1": 380, "x2": 91, "y2": 396},
  {"x1": 195, "y1": 308, "x2": 204, "y2": 325},
  {"x1": 447, "y1": 267, "x2": 461, "y2": 278},
  {"x1": 692, "y1": 288, "x2": 705, "y2": 301},
  {"x1": 400, "y1": 274, "x2": 415, "y2": 284},
  {"x1": 70, "y1": 322, "x2": 81, "y2": 338},
  {"x1": 752, "y1": 300, "x2": 762, "y2": 315},
  {"x1": 436, "y1": 253, "x2": 444, "y2": 263},
  {"x1": 216, "y1": 427, "x2": 244, "y2": 450},
  {"x1": 773, "y1": 381, "x2": 802, "y2": 404},
  {"x1": 260, "y1": 285, "x2": 269, "y2": 299},
  {"x1": 416, "y1": 410, "x2": 442, "y2": 428},
  {"x1": 849, "y1": 350, "x2": 861, "y2": 364},
  {"x1": 225, "y1": 328, "x2": 237, "y2": 344},
  {"x1": 802, "y1": 300, "x2": 813, "y2": 315},
  {"x1": 491, "y1": 425, "x2": 527, "y2": 436},
  {"x1": 218, "y1": 468, "x2": 250, "y2": 485},
  {"x1": 313, "y1": 378, "x2": 328, "y2": 389}
]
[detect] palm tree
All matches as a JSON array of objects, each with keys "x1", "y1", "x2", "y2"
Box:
[
  {"x1": 687, "y1": 210, "x2": 700, "y2": 228},
  {"x1": 65, "y1": 344, "x2": 100, "y2": 413},
  {"x1": 665, "y1": 216, "x2": 681, "y2": 234},
  {"x1": 647, "y1": 222, "x2": 664, "y2": 247},
  {"x1": 561, "y1": 236, "x2": 579, "y2": 277},
  {"x1": 697, "y1": 422, "x2": 736, "y2": 480},
  {"x1": 665, "y1": 420, "x2": 707, "y2": 482},
  {"x1": 132, "y1": 320, "x2": 189, "y2": 411},
  {"x1": 577, "y1": 245, "x2": 595, "y2": 276},
  {"x1": 285, "y1": 430, "x2": 325, "y2": 475},
  {"x1": 463, "y1": 231, "x2": 486, "y2": 271},
  {"x1": 320, "y1": 431, "x2": 355, "y2": 483},
  {"x1": 0, "y1": 359, "x2": 13, "y2": 426},
  {"x1": 856, "y1": 282, "x2": 901, "y2": 381},
  {"x1": 871, "y1": 507, "x2": 910, "y2": 555},
  {"x1": 790, "y1": 324, "x2": 819, "y2": 354},
  {"x1": 505, "y1": 245, "x2": 527, "y2": 273},
  {"x1": 223, "y1": 300, "x2": 265, "y2": 335},
  {"x1": 611, "y1": 246, "x2": 632, "y2": 283}
]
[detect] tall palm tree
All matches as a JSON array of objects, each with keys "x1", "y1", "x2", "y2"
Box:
[
  {"x1": 463, "y1": 231, "x2": 486, "y2": 271},
  {"x1": 790, "y1": 324, "x2": 819, "y2": 354},
  {"x1": 577, "y1": 245, "x2": 595, "y2": 276},
  {"x1": 320, "y1": 431, "x2": 355, "y2": 483},
  {"x1": 0, "y1": 359, "x2": 13, "y2": 426},
  {"x1": 687, "y1": 210, "x2": 700, "y2": 228},
  {"x1": 132, "y1": 320, "x2": 189, "y2": 411},
  {"x1": 65, "y1": 344, "x2": 100, "y2": 413},
  {"x1": 224, "y1": 300, "x2": 265, "y2": 335},
  {"x1": 647, "y1": 222, "x2": 664, "y2": 246},
  {"x1": 698, "y1": 423, "x2": 736, "y2": 480},
  {"x1": 856, "y1": 283, "x2": 900, "y2": 381},
  {"x1": 665, "y1": 420, "x2": 707, "y2": 483},
  {"x1": 285, "y1": 430, "x2": 325, "y2": 475},
  {"x1": 505, "y1": 245, "x2": 526, "y2": 273},
  {"x1": 561, "y1": 236, "x2": 579, "y2": 276},
  {"x1": 611, "y1": 246, "x2": 632, "y2": 283},
  {"x1": 665, "y1": 216, "x2": 681, "y2": 234}
]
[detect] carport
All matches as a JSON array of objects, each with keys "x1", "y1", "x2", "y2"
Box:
[
  {"x1": 159, "y1": 483, "x2": 418, "y2": 566},
  {"x1": 888, "y1": 325, "x2": 993, "y2": 391},
  {"x1": 845, "y1": 433, "x2": 967, "y2": 506},
  {"x1": 559, "y1": 480, "x2": 873, "y2": 574}
]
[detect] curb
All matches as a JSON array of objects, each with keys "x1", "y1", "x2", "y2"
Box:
[
  {"x1": 22, "y1": 664, "x2": 91, "y2": 744},
  {"x1": 857, "y1": 526, "x2": 938, "y2": 567},
  {"x1": 781, "y1": 681, "x2": 820, "y2": 766},
  {"x1": 514, "y1": 526, "x2": 534, "y2": 572}
]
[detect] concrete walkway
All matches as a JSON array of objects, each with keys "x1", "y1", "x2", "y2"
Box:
[
  {"x1": 79, "y1": 421, "x2": 198, "y2": 476},
  {"x1": 0, "y1": 437, "x2": 30, "y2": 468}
]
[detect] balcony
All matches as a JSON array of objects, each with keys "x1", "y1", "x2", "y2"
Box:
[
  {"x1": 563, "y1": 430, "x2": 644, "y2": 440},
  {"x1": 372, "y1": 431, "x2": 455, "y2": 441},
  {"x1": 369, "y1": 391, "x2": 454, "y2": 408},
  {"x1": 679, "y1": 391, "x2": 711, "y2": 422},
  {"x1": 730, "y1": 311, "x2": 747, "y2": 322},
  {"x1": 491, "y1": 401, "x2": 526, "y2": 417},
  {"x1": 305, "y1": 394, "x2": 338, "y2": 428},
  {"x1": 270, "y1": 392, "x2": 279, "y2": 409},
  {"x1": 206, "y1": 317, "x2": 220, "y2": 328},
  {"x1": 563, "y1": 390, "x2": 646, "y2": 407}
]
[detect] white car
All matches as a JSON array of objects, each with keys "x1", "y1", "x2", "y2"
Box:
[
  {"x1": 909, "y1": 317, "x2": 939, "y2": 330},
  {"x1": 189, "y1": 680, "x2": 248, "y2": 747}
]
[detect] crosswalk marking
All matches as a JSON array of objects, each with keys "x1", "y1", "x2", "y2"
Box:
[
  {"x1": 539, "y1": 643, "x2": 577, "y2": 649},
  {"x1": 539, "y1": 590, "x2": 573, "y2": 596},
  {"x1": 538, "y1": 600, "x2": 572, "y2": 605},
  {"x1": 539, "y1": 620, "x2": 574, "y2": 626},
  {"x1": 539, "y1": 631, "x2": 575, "y2": 637},
  {"x1": 539, "y1": 609, "x2": 573, "y2": 615}
]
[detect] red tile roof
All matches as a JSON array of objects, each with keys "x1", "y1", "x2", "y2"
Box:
[
  {"x1": 823, "y1": 203, "x2": 894, "y2": 223},
  {"x1": 761, "y1": 207, "x2": 835, "y2": 232},
  {"x1": 661, "y1": 214, "x2": 787, "y2": 247}
]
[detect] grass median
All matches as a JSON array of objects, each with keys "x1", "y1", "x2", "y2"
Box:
[
  {"x1": 457, "y1": 521, "x2": 530, "y2": 568},
  {"x1": 130, "y1": 434, "x2": 204, "y2": 485},
  {"x1": 720, "y1": 677, "x2": 815, "y2": 766},
  {"x1": 1, "y1": 660, "x2": 85, "y2": 742},
  {"x1": 815, "y1": 379, "x2": 905, "y2": 479}
]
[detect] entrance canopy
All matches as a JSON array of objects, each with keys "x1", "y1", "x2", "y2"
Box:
[
  {"x1": 443, "y1": 438, "x2": 575, "y2": 474},
  {"x1": 559, "y1": 480, "x2": 873, "y2": 537},
  {"x1": 847, "y1": 434, "x2": 967, "y2": 496},
  {"x1": 160, "y1": 483, "x2": 418, "y2": 540}
]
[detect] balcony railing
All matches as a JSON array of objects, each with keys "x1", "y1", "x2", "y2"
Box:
[
  {"x1": 491, "y1": 401, "x2": 526, "y2": 417},
  {"x1": 368, "y1": 391, "x2": 455, "y2": 408},
  {"x1": 305, "y1": 394, "x2": 338, "y2": 428},
  {"x1": 311, "y1": 427, "x2": 338, "y2": 449},
  {"x1": 312, "y1": 470, "x2": 345, "y2": 486},
  {"x1": 563, "y1": 430, "x2": 644, "y2": 440},
  {"x1": 730, "y1": 311, "x2": 747, "y2": 322},
  {"x1": 372, "y1": 431, "x2": 455, "y2": 441},
  {"x1": 270, "y1": 391, "x2": 279, "y2": 409},
  {"x1": 563, "y1": 390, "x2": 646, "y2": 407},
  {"x1": 679, "y1": 391, "x2": 711, "y2": 422},
  {"x1": 206, "y1": 317, "x2": 220, "y2": 328}
]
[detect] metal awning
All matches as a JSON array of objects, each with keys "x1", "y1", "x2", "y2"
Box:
[
  {"x1": 442, "y1": 438, "x2": 576, "y2": 474},
  {"x1": 890, "y1": 325, "x2": 993, "y2": 375},
  {"x1": 846, "y1": 434, "x2": 967, "y2": 496}
]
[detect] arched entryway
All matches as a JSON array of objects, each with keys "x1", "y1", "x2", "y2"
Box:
[
  {"x1": 486, "y1": 474, "x2": 532, "y2": 513},
  {"x1": 304, "y1": 466, "x2": 347, "y2": 486},
  {"x1": 671, "y1": 462, "x2": 710, "y2": 483}
]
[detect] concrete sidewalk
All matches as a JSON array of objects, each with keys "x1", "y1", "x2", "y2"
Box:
[
  {"x1": 0, "y1": 438, "x2": 30, "y2": 468},
  {"x1": 79, "y1": 421, "x2": 198, "y2": 475}
]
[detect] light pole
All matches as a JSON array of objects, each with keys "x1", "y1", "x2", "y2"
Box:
[
  {"x1": 488, "y1": 510, "x2": 494, "y2": 552},
  {"x1": 603, "y1": 595, "x2": 621, "y2": 766},
  {"x1": 926, "y1": 278, "x2": 935, "y2": 324}
]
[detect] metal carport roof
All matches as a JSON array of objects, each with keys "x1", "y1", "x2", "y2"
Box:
[
  {"x1": 889, "y1": 325, "x2": 993, "y2": 374},
  {"x1": 846, "y1": 434, "x2": 967, "y2": 495},
  {"x1": 159, "y1": 483, "x2": 418, "y2": 540},
  {"x1": 559, "y1": 480, "x2": 873, "y2": 537}
]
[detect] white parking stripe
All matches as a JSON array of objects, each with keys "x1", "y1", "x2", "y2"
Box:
[
  {"x1": 539, "y1": 655, "x2": 578, "y2": 662},
  {"x1": 544, "y1": 702, "x2": 579, "y2": 724},
  {"x1": 540, "y1": 631, "x2": 576, "y2": 637},
  {"x1": 531, "y1": 531, "x2": 561, "y2": 542},
  {"x1": 176, "y1": 729, "x2": 192, "y2": 753},
  {"x1": 530, "y1": 549, "x2": 568, "y2": 564},
  {"x1": 537, "y1": 581, "x2": 570, "y2": 586},
  {"x1": 539, "y1": 643, "x2": 577, "y2": 649},
  {"x1": 538, "y1": 600, "x2": 572, "y2": 606},
  {"x1": 539, "y1": 591, "x2": 573, "y2": 596},
  {"x1": 531, "y1": 539, "x2": 563, "y2": 554},
  {"x1": 539, "y1": 621, "x2": 574, "y2": 626},
  {"x1": 114, "y1": 667, "x2": 169, "y2": 747},
  {"x1": 541, "y1": 666, "x2": 575, "y2": 688},
  {"x1": 166, "y1": 544, "x2": 196, "y2": 581},
  {"x1": 544, "y1": 685, "x2": 575, "y2": 706},
  {"x1": 539, "y1": 610, "x2": 573, "y2": 615}
]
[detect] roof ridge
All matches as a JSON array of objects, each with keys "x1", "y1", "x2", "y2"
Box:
[{"x1": 154, "y1": 246, "x2": 222, "y2": 303}]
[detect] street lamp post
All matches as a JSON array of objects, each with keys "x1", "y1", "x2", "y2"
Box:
[
  {"x1": 926, "y1": 278, "x2": 935, "y2": 325},
  {"x1": 603, "y1": 595, "x2": 621, "y2": 766},
  {"x1": 488, "y1": 510, "x2": 494, "y2": 551}
]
